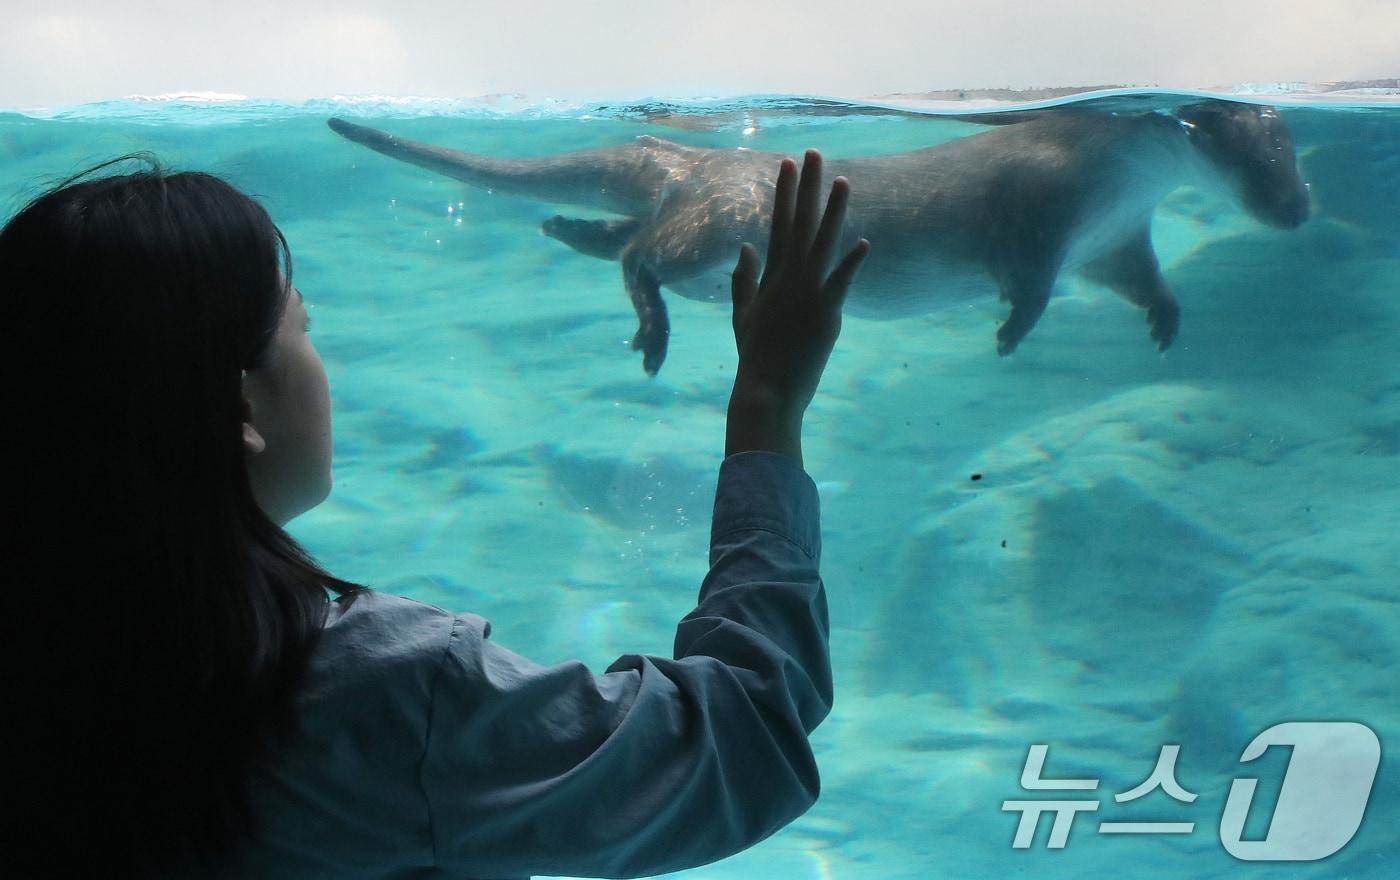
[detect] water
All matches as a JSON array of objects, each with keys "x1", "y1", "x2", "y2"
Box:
[{"x1": 3, "y1": 90, "x2": 1397, "y2": 879}]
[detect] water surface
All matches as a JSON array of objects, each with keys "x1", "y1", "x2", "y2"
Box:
[{"x1": 3, "y1": 90, "x2": 1397, "y2": 879}]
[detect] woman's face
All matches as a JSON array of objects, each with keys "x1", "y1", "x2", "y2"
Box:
[{"x1": 241, "y1": 284, "x2": 332, "y2": 524}]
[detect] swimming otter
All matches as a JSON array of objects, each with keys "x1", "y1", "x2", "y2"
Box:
[{"x1": 329, "y1": 100, "x2": 1308, "y2": 375}]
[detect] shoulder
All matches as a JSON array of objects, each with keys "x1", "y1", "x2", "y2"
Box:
[
  {"x1": 327, "y1": 587, "x2": 456, "y2": 635},
  {"x1": 302, "y1": 589, "x2": 488, "y2": 703},
  {"x1": 241, "y1": 591, "x2": 491, "y2": 867}
]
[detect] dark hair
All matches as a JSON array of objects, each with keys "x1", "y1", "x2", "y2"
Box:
[{"x1": 1, "y1": 156, "x2": 365, "y2": 877}]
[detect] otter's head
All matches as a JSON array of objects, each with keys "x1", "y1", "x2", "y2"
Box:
[{"x1": 1178, "y1": 100, "x2": 1310, "y2": 229}]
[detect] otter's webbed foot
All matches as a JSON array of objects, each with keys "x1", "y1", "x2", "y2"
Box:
[
  {"x1": 995, "y1": 277, "x2": 1054, "y2": 355},
  {"x1": 622, "y1": 249, "x2": 669, "y2": 376},
  {"x1": 1081, "y1": 225, "x2": 1179, "y2": 352}
]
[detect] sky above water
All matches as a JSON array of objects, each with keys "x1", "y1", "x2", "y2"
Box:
[{"x1": 1, "y1": 0, "x2": 1397, "y2": 108}]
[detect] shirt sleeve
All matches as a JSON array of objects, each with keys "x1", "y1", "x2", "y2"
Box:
[{"x1": 421, "y1": 450, "x2": 832, "y2": 879}]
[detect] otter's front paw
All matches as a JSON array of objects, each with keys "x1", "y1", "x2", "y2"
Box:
[
  {"x1": 996, "y1": 324, "x2": 1024, "y2": 356},
  {"x1": 1148, "y1": 300, "x2": 1180, "y2": 351}
]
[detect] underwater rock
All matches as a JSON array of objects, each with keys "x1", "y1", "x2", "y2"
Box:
[
  {"x1": 546, "y1": 447, "x2": 710, "y2": 534},
  {"x1": 1300, "y1": 129, "x2": 1400, "y2": 249},
  {"x1": 865, "y1": 384, "x2": 1248, "y2": 702}
]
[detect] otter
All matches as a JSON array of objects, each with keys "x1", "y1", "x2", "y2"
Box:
[{"x1": 329, "y1": 100, "x2": 1308, "y2": 375}]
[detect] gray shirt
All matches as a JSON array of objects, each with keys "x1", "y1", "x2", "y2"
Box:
[{"x1": 234, "y1": 450, "x2": 832, "y2": 879}]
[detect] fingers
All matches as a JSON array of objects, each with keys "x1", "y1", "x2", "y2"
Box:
[
  {"x1": 823, "y1": 239, "x2": 870, "y2": 308},
  {"x1": 765, "y1": 158, "x2": 798, "y2": 269},
  {"x1": 810, "y1": 176, "x2": 851, "y2": 277},
  {"x1": 731, "y1": 242, "x2": 758, "y2": 312},
  {"x1": 764, "y1": 150, "x2": 863, "y2": 303},
  {"x1": 790, "y1": 150, "x2": 824, "y2": 257}
]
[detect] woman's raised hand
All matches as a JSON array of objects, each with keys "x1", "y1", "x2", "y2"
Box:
[{"x1": 725, "y1": 150, "x2": 869, "y2": 464}]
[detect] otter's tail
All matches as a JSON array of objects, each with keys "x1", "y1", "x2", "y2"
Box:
[{"x1": 328, "y1": 118, "x2": 640, "y2": 214}]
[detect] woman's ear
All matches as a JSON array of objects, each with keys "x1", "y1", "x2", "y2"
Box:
[{"x1": 242, "y1": 397, "x2": 266, "y2": 454}]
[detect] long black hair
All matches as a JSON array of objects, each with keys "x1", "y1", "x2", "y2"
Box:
[{"x1": 1, "y1": 156, "x2": 365, "y2": 876}]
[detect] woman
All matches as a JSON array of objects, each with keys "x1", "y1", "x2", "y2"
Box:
[{"x1": 3, "y1": 148, "x2": 867, "y2": 878}]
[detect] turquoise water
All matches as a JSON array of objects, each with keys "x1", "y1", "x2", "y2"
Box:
[{"x1": 3, "y1": 91, "x2": 1397, "y2": 879}]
